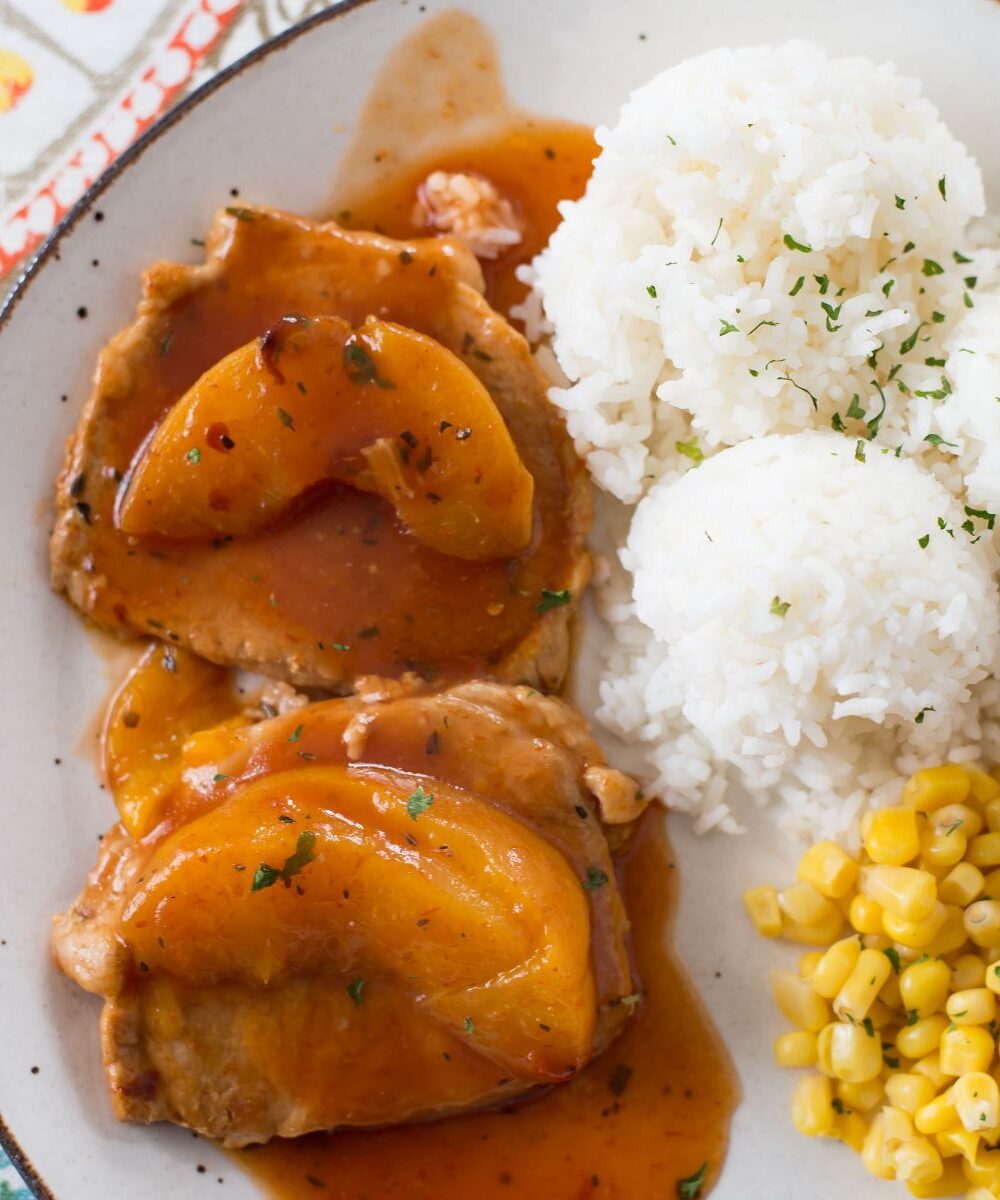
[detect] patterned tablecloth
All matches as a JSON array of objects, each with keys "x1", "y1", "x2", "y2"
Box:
[{"x1": 0, "y1": 3, "x2": 340, "y2": 1190}]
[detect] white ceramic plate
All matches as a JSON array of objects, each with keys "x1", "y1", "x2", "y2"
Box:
[{"x1": 2, "y1": 1, "x2": 999, "y2": 1196}]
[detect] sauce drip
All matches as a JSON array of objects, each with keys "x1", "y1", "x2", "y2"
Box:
[{"x1": 235, "y1": 812, "x2": 737, "y2": 1198}]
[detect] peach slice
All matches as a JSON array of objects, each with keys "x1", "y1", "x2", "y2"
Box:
[{"x1": 117, "y1": 315, "x2": 535, "y2": 561}]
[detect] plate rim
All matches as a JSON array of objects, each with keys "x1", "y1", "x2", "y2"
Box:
[{"x1": 0, "y1": 1, "x2": 380, "y2": 1193}]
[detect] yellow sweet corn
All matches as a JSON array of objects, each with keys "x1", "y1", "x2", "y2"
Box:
[
  {"x1": 779, "y1": 881, "x2": 841, "y2": 927},
  {"x1": 861, "y1": 1112, "x2": 896, "y2": 1180},
  {"x1": 770, "y1": 969, "x2": 830, "y2": 1031},
  {"x1": 951, "y1": 953, "x2": 987, "y2": 991},
  {"x1": 900, "y1": 958, "x2": 951, "y2": 1019},
  {"x1": 965, "y1": 900, "x2": 1000, "y2": 949},
  {"x1": 834, "y1": 948, "x2": 893, "y2": 1021},
  {"x1": 939, "y1": 861, "x2": 985, "y2": 906},
  {"x1": 799, "y1": 950, "x2": 823, "y2": 978},
  {"x1": 984, "y1": 960, "x2": 1000, "y2": 996},
  {"x1": 743, "y1": 884, "x2": 783, "y2": 938},
  {"x1": 962, "y1": 1147, "x2": 1000, "y2": 1189},
  {"x1": 903, "y1": 764, "x2": 971, "y2": 811},
  {"x1": 850, "y1": 893, "x2": 885, "y2": 935},
  {"x1": 904, "y1": 1159, "x2": 970, "y2": 1197},
  {"x1": 798, "y1": 840, "x2": 859, "y2": 899},
  {"x1": 967, "y1": 766, "x2": 1000, "y2": 806},
  {"x1": 835, "y1": 1110, "x2": 869, "y2": 1153},
  {"x1": 783, "y1": 907, "x2": 846, "y2": 946},
  {"x1": 945, "y1": 988, "x2": 996, "y2": 1027},
  {"x1": 934, "y1": 1126, "x2": 980, "y2": 1161},
  {"x1": 932, "y1": 803, "x2": 984, "y2": 841},
  {"x1": 837, "y1": 1077, "x2": 884, "y2": 1112},
  {"x1": 791, "y1": 1073, "x2": 836, "y2": 1137},
  {"x1": 828, "y1": 1020, "x2": 883, "y2": 1082},
  {"x1": 863, "y1": 806, "x2": 920, "y2": 865},
  {"x1": 897, "y1": 1015, "x2": 950, "y2": 1062},
  {"x1": 951, "y1": 1071, "x2": 1000, "y2": 1133},
  {"x1": 775, "y1": 1030, "x2": 817, "y2": 1068},
  {"x1": 860, "y1": 865, "x2": 938, "y2": 922},
  {"x1": 912, "y1": 1053, "x2": 950, "y2": 1093},
  {"x1": 985, "y1": 798, "x2": 1000, "y2": 834},
  {"x1": 915, "y1": 1091, "x2": 959, "y2": 1136},
  {"x1": 810, "y1": 936, "x2": 862, "y2": 999},
  {"x1": 968, "y1": 833, "x2": 1000, "y2": 870},
  {"x1": 893, "y1": 1136, "x2": 944, "y2": 1185},
  {"x1": 940, "y1": 1025, "x2": 995, "y2": 1077},
  {"x1": 883, "y1": 901, "x2": 948, "y2": 949},
  {"x1": 885, "y1": 1072, "x2": 938, "y2": 1115},
  {"x1": 919, "y1": 825, "x2": 968, "y2": 871}
]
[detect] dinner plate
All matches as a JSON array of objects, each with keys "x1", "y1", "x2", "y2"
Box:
[{"x1": 2, "y1": 0, "x2": 999, "y2": 1196}]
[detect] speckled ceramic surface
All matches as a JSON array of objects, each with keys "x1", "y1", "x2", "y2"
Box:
[{"x1": 1, "y1": 1, "x2": 999, "y2": 1196}]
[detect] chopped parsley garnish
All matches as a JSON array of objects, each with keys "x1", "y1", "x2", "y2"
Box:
[
  {"x1": 213, "y1": 773, "x2": 228, "y2": 783},
  {"x1": 251, "y1": 863, "x2": 281, "y2": 892},
  {"x1": 924, "y1": 434, "x2": 957, "y2": 448},
  {"x1": 814, "y1": 274, "x2": 830, "y2": 294},
  {"x1": 938, "y1": 176, "x2": 947, "y2": 201},
  {"x1": 831, "y1": 412, "x2": 845, "y2": 432},
  {"x1": 882, "y1": 278, "x2": 895, "y2": 297},
  {"x1": 846, "y1": 395, "x2": 866, "y2": 420},
  {"x1": 710, "y1": 217, "x2": 723, "y2": 247},
  {"x1": 675, "y1": 439, "x2": 704, "y2": 466},
  {"x1": 718, "y1": 319, "x2": 739, "y2": 337},
  {"x1": 347, "y1": 977, "x2": 365, "y2": 1007},
  {"x1": 676, "y1": 1163, "x2": 708, "y2": 1200},
  {"x1": 748, "y1": 319, "x2": 779, "y2": 336},
  {"x1": 537, "y1": 588, "x2": 571, "y2": 613},
  {"x1": 789, "y1": 276, "x2": 805, "y2": 296},
  {"x1": 186, "y1": 447, "x2": 201, "y2": 465},
  {"x1": 159, "y1": 330, "x2": 174, "y2": 357},
  {"x1": 646, "y1": 284, "x2": 657, "y2": 299},
  {"x1": 966, "y1": 505, "x2": 996, "y2": 530},
  {"x1": 915, "y1": 706, "x2": 935, "y2": 724},
  {"x1": 463, "y1": 1017, "x2": 475, "y2": 1034},
  {"x1": 783, "y1": 233, "x2": 812, "y2": 253},
  {"x1": 770, "y1": 596, "x2": 791, "y2": 618},
  {"x1": 922, "y1": 258, "x2": 945, "y2": 277},
  {"x1": 884, "y1": 947, "x2": 902, "y2": 974},
  {"x1": 276, "y1": 406, "x2": 295, "y2": 430},
  {"x1": 406, "y1": 785, "x2": 435, "y2": 820},
  {"x1": 862, "y1": 1017, "x2": 875, "y2": 1038},
  {"x1": 894, "y1": 195, "x2": 906, "y2": 210},
  {"x1": 342, "y1": 339, "x2": 395, "y2": 389},
  {"x1": 288, "y1": 724, "x2": 304, "y2": 743},
  {"x1": 583, "y1": 866, "x2": 610, "y2": 891},
  {"x1": 944, "y1": 818, "x2": 964, "y2": 836},
  {"x1": 225, "y1": 206, "x2": 257, "y2": 221},
  {"x1": 954, "y1": 250, "x2": 973, "y2": 264},
  {"x1": 918, "y1": 534, "x2": 930, "y2": 549},
  {"x1": 855, "y1": 440, "x2": 866, "y2": 463},
  {"x1": 899, "y1": 322, "x2": 926, "y2": 355}
]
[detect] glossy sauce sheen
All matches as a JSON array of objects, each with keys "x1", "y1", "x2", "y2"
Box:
[{"x1": 237, "y1": 812, "x2": 736, "y2": 1198}]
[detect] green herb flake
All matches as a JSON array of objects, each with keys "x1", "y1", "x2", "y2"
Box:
[
  {"x1": 185, "y1": 447, "x2": 201, "y2": 465},
  {"x1": 718, "y1": 319, "x2": 739, "y2": 337},
  {"x1": 770, "y1": 596, "x2": 791, "y2": 619},
  {"x1": 918, "y1": 534, "x2": 930, "y2": 549},
  {"x1": 884, "y1": 947, "x2": 902, "y2": 975},
  {"x1": 965, "y1": 505, "x2": 996, "y2": 530},
  {"x1": 924, "y1": 434, "x2": 957, "y2": 449},
  {"x1": 646, "y1": 284, "x2": 657, "y2": 299},
  {"x1": 846, "y1": 395, "x2": 866, "y2": 420},
  {"x1": 159, "y1": 330, "x2": 174, "y2": 357},
  {"x1": 882, "y1": 278, "x2": 895, "y2": 297},
  {"x1": 347, "y1": 977, "x2": 365, "y2": 1007},
  {"x1": 862, "y1": 1017, "x2": 875, "y2": 1038},
  {"x1": 537, "y1": 588, "x2": 571, "y2": 614},
  {"x1": 225, "y1": 206, "x2": 257, "y2": 221},
  {"x1": 894, "y1": 195, "x2": 906, "y2": 210},
  {"x1": 288, "y1": 724, "x2": 304, "y2": 743},
  {"x1": 938, "y1": 177, "x2": 948, "y2": 201},
  {"x1": 343, "y1": 339, "x2": 395, "y2": 389},
  {"x1": 915, "y1": 706, "x2": 936, "y2": 724},
  {"x1": 276, "y1": 406, "x2": 295, "y2": 430},
  {"x1": 855, "y1": 440, "x2": 866, "y2": 463},
  {"x1": 406, "y1": 785, "x2": 435, "y2": 821},
  {"x1": 783, "y1": 233, "x2": 813, "y2": 253},
  {"x1": 251, "y1": 864, "x2": 280, "y2": 892},
  {"x1": 922, "y1": 258, "x2": 945, "y2": 277},
  {"x1": 710, "y1": 217, "x2": 723, "y2": 247},
  {"x1": 676, "y1": 1163, "x2": 709, "y2": 1200},
  {"x1": 675, "y1": 439, "x2": 704, "y2": 466},
  {"x1": 789, "y1": 276, "x2": 805, "y2": 296},
  {"x1": 831, "y1": 412, "x2": 845, "y2": 432},
  {"x1": 900, "y1": 322, "x2": 926, "y2": 355},
  {"x1": 463, "y1": 1017, "x2": 475, "y2": 1034},
  {"x1": 954, "y1": 250, "x2": 973, "y2": 264},
  {"x1": 583, "y1": 866, "x2": 610, "y2": 892}
]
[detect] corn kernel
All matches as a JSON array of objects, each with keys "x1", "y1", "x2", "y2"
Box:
[
  {"x1": 969, "y1": 833, "x2": 1000, "y2": 870},
  {"x1": 810, "y1": 937, "x2": 862, "y2": 999},
  {"x1": 867, "y1": 997, "x2": 897, "y2": 1030},
  {"x1": 883, "y1": 1105, "x2": 916, "y2": 1163},
  {"x1": 743, "y1": 884, "x2": 783, "y2": 938},
  {"x1": 981, "y1": 867, "x2": 1000, "y2": 898},
  {"x1": 894, "y1": 1136, "x2": 944, "y2": 1185},
  {"x1": 984, "y1": 961, "x2": 1000, "y2": 997},
  {"x1": 940, "y1": 1026, "x2": 995, "y2": 1077},
  {"x1": 939, "y1": 862, "x2": 985, "y2": 907},
  {"x1": 952, "y1": 1071, "x2": 1000, "y2": 1133},
  {"x1": 791, "y1": 1073, "x2": 836, "y2": 1137},
  {"x1": 904, "y1": 764, "x2": 971, "y2": 811},
  {"x1": 932, "y1": 803, "x2": 984, "y2": 840},
  {"x1": 850, "y1": 894, "x2": 885, "y2": 936},
  {"x1": 904, "y1": 1159, "x2": 969, "y2": 1197},
  {"x1": 886, "y1": 1072, "x2": 939, "y2": 1115},
  {"x1": 775, "y1": 1030, "x2": 817, "y2": 1068},
  {"x1": 835, "y1": 1110, "x2": 869, "y2": 1152},
  {"x1": 863, "y1": 805, "x2": 921, "y2": 865},
  {"x1": 884, "y1": 902, "x2": 948, "y2": 949},
  {"x1": 962, "y1": 1146, "x2": 1000, "y2": 1188},
  {"x1": 828, "y1": 1020, "x2": 883, "y2": 1082},
  {"x1": 835, "y1": 948, "x2": 893, "y2": 1022},
  {"x1": 923, "y1": 906, "x2": 969, "y2": 959},
  {"x1": 880, "y1": 968, "x2": 903, "y2": 1009},
  {"x1": 966, "y1": 766, "x2": 1000, "y2": 806},
  {"x1": 946, "y1": 989, "x2": 997, "y2": 1027},
  {"x1": 985, "y1": 799, "x2": 1000, "y2": 834},
  {"x1": 770, "y1": 969, "x2": 830, "y2": 1032},
  {"x1": 898, "y1": 1015, "x2": 951, "y2": 1062},
  {"x1": 920, "y1": 826, "x2": 968, "y2": 870},
  {"x1": 860, "y1": 865, "x2": 938, "y2": 922},
  {"x1": 861, "y1": 1112, "x2": 896, "y2": 1180},
  {"x1": 913, "y1": 1053, "x2": 950, "y2": 1092},
  {"x1": 798, "y1": 840, "x2": 859, "y2": 899},
  {"x1": 837, "y1": 1077, "x2": 884, "y2": 1112},
  {"x1": 952, "y1": 954, "x2": 987, "y2": 991},
  {"x1": 901, "y1": 958, "x2": 951, "y2": 1020},
  {"x1": 779, "y1": 881, "x2": 841, "y2": 927},
  {"x1": 965, "y1": 901, "x2": 1000, "y2": 949},
  {"x1": 915, "y1": 1090, "x2": 959, "y2": 1135},
  {"x1": 783, "y1": 907, "x2": 846, "y2": 946},
  {"x1": 934, "y1": 1126, "x2": 980, "y2": 1161},
  {"x1": 799, "y1": 951, "x2": 823, "y2": 978}
]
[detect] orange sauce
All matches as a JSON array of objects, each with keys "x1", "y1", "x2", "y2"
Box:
[
  {"x1": 235, "y1": 812, "x2": 737, "y2": 1199},
  {"x1": 340, "y1": 119, "x2": 597, "y2": 321}
]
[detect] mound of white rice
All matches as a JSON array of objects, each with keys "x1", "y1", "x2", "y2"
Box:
[
  {"x1": 599, "y1": 433, "x2": 1000, "y2": 839},
  {"x1": 528, "y1": 41, "x2": 993, "y2": 504}
]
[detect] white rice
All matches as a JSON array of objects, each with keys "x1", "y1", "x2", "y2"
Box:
[
  {"x1": 522, "y1": 42, "x2": 1000, "y2": 836},
  {"x1": 599, "y1": 434, "x2": 1000, "y2": 839}
]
